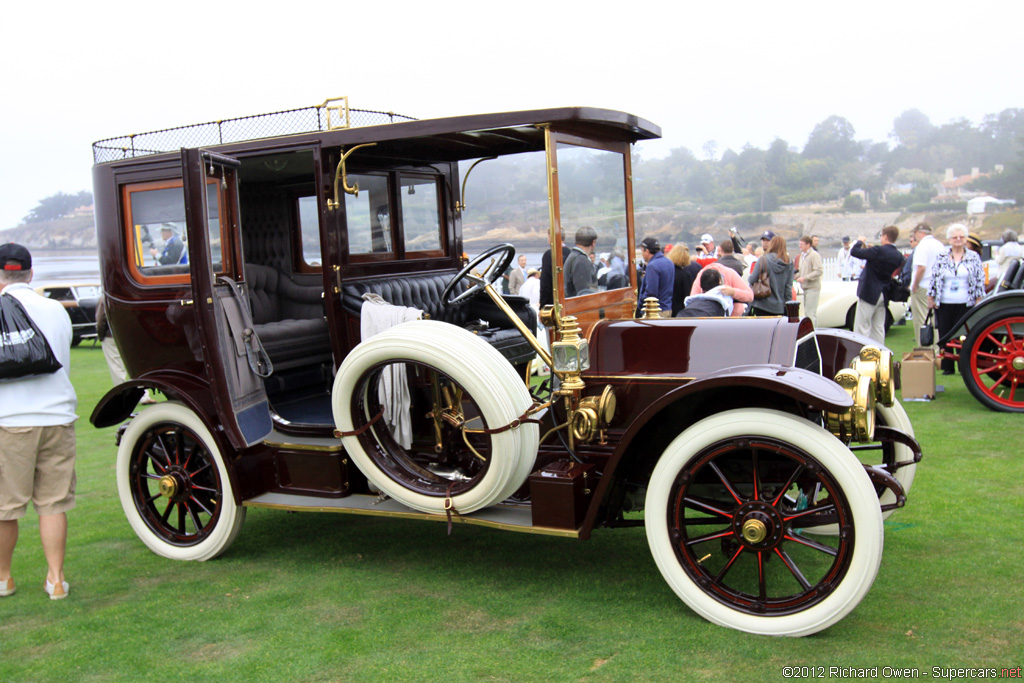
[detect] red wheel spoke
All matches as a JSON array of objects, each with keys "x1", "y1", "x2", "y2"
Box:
[
  {"x1": 757, "y1": 551, "x2": 767, "y2": 601},
  {"x1": 684, "y1": 495, "x2": 735, "y2": 519},
  {"x1": 185, "y1": 502, "x2": 204, "y2": 532},
  {"x1": 751, "y1": 450, "x2": 761, "y2": 501},
  {"x1": 714, "y1": 546, "x2": 744, "y2": 583},
  {"x1": 784, "y1": 532, "x2": 838, "y2": 557},
  {"x1": 684, "y1": 528, "x2": 733, "y2": 547},
  {"x1": 985, "y1": 331, "x2": 1006, "y2": 348},
  {"x1": 783, "y1": 503, "x2": 837, "y2": 525},
  {"x1": 708, "y1": 461, "x2": 745, "y2": 505},
  {"x1": 982, "y1": 370, "x2": 1010, "y2": 387},
  {"x1": 775, "y1": 547, "x2": 812, "y2": 591},
  {"x1": 190, "y1": 462, "x2": 212, "y2": 478},
  {"x1": 160, "y1": 500, "x2": 175, "y2": 525},
  {"x1": 771, "y1": 464, "x2": 805, "y2": 507}
]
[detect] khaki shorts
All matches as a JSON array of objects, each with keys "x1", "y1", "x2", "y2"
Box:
[{"x1": 0, "y1": 424, "x2": 77, "y2": 520}]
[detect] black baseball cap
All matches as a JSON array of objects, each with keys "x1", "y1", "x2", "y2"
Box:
[
  {"x1": 0, "y1": 243, "x2": 32, "y2": 271},
  {"x1": 761, "y1": 230, "x2": 776, "y2": 241},
  {"x1": 640, "y1": 237, "x2": 661, "y2": 253}
]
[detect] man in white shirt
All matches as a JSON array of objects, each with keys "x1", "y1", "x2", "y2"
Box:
[
  {"x1": 0, "y1": 244, "x2": 78, "y2": 600},
  {"x1": 838, "y1": 236, "x2": 864, "y2": 281},
  {"x1": 910, "y1": 223, "x2": 946, "y2": 348}
]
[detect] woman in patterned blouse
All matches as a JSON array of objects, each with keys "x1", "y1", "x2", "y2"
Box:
[{"x1": 928, "y1": 223, "x2": 985, "y2": 374}]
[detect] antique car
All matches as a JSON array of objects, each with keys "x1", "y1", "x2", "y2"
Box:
[
  {"x1": 798, "y1": 280, "x2": 907, "y2": 332},
  {"x1": 34, "y1": 282, "x2": 101, "y2": 346},
  {"x1": 938, "y1": 256, "x2": 1024, "y2": 412},
  {"x1": 90, "y1": 99, "x2": 921, "y2": 636}
]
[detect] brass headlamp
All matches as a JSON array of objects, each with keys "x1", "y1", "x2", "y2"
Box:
[{"x1": 825, "y1": 346, "x2": 895, "y2": 443}]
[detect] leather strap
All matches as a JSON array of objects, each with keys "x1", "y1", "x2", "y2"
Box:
[{"x1": 333, "y1": 408, "x2": 385, "y2": 438}]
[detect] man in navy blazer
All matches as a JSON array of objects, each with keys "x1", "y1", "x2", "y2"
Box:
[{"x1": 850, "y1": 226, "x2": 904, "y2": 344}]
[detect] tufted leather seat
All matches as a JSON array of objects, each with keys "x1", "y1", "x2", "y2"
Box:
[
  {"x1": 245, "y1": 264, "x2": 332, "y2": 371},
  {"x1": 341, "y1": 273, "x2": 537, "y2": 366}
]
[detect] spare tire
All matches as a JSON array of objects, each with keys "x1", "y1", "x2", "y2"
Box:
[{"x1": 333, "y1": 320, "x2": 539, "y2": 514}]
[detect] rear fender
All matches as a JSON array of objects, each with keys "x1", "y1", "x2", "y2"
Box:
[
  {"x1": 579, "y1": 365, "x2": 852, "y2": 538},
  {"x1": 90, "y1": 371, "x2": 217, "y2": 429},
  {"x1": 90, "y1": 372, "x2": 247, "y2": 505}
]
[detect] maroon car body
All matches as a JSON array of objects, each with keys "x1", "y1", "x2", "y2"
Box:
[{"x1": 90, "y1": 101, "x2": 919, "y2": 636}]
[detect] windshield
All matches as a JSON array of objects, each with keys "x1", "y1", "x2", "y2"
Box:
[{"x1": 555, "y1": 142, "x2": 630, "y2": 298}]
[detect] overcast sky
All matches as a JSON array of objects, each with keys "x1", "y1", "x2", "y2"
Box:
[{"x1": 2, "y1": 0, "x2": 1021, "y2": 231}]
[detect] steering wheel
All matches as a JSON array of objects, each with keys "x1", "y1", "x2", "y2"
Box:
[{"x1": 442, "y1": 243, "x2": 517, "y2": 305}]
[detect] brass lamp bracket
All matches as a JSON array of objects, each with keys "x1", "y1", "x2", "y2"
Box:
[{"x1": 327, "y1": 143, "x2": 377, "y2": 210}]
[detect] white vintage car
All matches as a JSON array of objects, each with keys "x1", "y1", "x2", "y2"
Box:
[{"x1": 796, "y1": 280, "x2": 908, "y2": 331}]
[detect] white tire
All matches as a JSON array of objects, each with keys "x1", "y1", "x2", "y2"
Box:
[
  {"x1": 644, "y1": 408, "x2": 883, "y2": 637},
  {"x1": 333, "y1": 320, "x2": 539, "y2": 514},
  {"x1": 116, "y1": 402, "x2": 245, "y2": 561}
]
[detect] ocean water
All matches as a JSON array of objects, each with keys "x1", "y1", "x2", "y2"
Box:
[{"x1": 28, "y1": 250, "x2": 101, "y2": 286}]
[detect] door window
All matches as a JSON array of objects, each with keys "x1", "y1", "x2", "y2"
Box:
[
  {"x1": 122, "y1": 178, "x2": 223, "y2": 284},
  {"x1": 345, "y1": 173, "x2": 392, "y2": 256}
]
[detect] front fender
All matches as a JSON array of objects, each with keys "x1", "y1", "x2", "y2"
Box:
[
  {"x1": 579, "y1": 364, "x2": 852, "y2": 538},
  {"x1": 90, "y1": 371, "x2": 217, "y2": 429},
  {"x1": 938, "y1": 290, "x2": 1024, "y2": 346},
  {"x1": 815, "y1": 328, "x2": 892, "y2": 378}
]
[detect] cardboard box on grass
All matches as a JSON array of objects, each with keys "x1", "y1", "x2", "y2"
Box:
[{"x1": 901, "y1": 348, "x2": 936, "y2": 401}]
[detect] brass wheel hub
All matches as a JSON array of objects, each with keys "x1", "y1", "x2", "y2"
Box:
[
  {"x1": 732, "y1": 502, "x2": 784, "y2": 549},
  {"x1": 742, "y1": 519, "x2": 768, "y2": 544},
  {"x1": 158, "y1": 472, "x2": 186, "y2": 499},
  {"x1": 1012, "y1": 356, "x2": 1024, "y2": 372}
]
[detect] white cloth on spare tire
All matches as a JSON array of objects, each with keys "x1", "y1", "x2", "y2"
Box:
[
  {"x1": 359, "y1": 297, "x2": 423, "y2": 448},
  {"x1": 333, "y1": 320, "x2": 539, "y2": 514}
]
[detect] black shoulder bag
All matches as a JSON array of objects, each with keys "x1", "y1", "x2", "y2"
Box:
[{"x1": 0, "y1": 293, "x2": 63, "y2": 381}]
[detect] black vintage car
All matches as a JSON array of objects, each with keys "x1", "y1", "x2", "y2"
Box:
[
  {"x1": 89, "y1": 99, "x2": 921, "y2": 636},
  {"x1": 35, "y1": 282, "x2": 101, "y2": 346}
]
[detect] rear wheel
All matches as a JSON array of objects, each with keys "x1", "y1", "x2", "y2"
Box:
[
  {"x1": 961, "y1": 307, "x2": 1024, "y2": 412},
  {"x1": 645, "y1": 409, "x2": 883, "y2": 636},
  {"x1": 333, "y1": 320, "x2": 539, "y2": 514},
  {"x1": 116, "y1": 402, "x2": 245, "y2": 561}
]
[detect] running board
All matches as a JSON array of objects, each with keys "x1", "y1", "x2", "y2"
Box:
[{"x1": 244, "y1": 492, "x2": 581, "y2": 538}]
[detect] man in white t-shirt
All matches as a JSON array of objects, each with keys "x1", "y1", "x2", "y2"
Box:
[
  {"x1": 910, "y1": 223, "x2": 946, "y2": 347},
  {"x1": 0, "y1": 243, "x2": 78, "y2": 601},
  {"x1": 838, "y1": 236, "x2": 864, "y2": 281}
]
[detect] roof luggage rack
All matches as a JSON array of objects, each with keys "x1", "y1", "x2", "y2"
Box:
[{"x1": 91, "y1": 97, "x2": 416, "y2": 163}]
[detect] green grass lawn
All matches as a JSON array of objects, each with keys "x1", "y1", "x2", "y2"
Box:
[{"x1": 1, "y1": 325, "x2": 1021, "y2": 682}]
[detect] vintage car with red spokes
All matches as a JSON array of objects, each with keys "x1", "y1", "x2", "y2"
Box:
[
  {"x1": 937, "y1": 261, "x2": 1024, "y2": 412},
  {"x1": 90, "y1": 98, "x2": 921, "y2": 636}
]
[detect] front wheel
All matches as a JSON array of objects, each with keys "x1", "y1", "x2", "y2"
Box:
[
  {"x1": 960, "y1": 307, "x2": 1024, "y2": 412},
  {"x1": 116, "y1": 402, "x2": 245, "y2": 561},
  {"x1": 645, "y1": 409, "x2": 883, "y2": 636}
]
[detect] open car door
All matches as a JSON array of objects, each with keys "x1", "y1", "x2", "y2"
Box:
[{"x1": 181, "y1": 147, "x2": 273, "y2": 449}]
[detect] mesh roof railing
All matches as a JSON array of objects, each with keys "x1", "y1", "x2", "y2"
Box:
[{"x1": 92, "y1": 101, "x2": 417, "y2": 164}]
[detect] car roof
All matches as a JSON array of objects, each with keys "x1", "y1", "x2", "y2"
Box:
[{"x1": 94, "y1": 106, "x2": 662, "y2": 166}]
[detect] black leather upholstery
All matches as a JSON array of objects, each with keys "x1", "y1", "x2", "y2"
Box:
[
  {"x1": 341, "y1": 273, "x2": 537, "y2": 366},
  {"x1": 244, "y1": 264, "x2": 331, "y2": 371}
]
